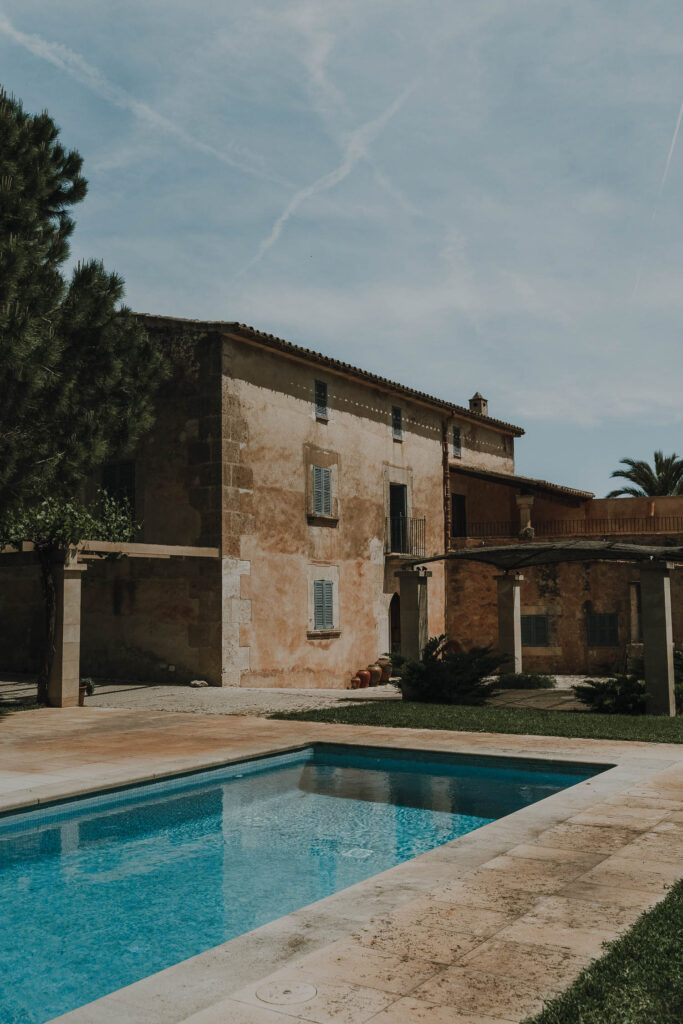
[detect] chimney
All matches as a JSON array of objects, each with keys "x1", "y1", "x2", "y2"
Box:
[{"x1": 469, "y1": 392, "x2": 488, "y2": 417}]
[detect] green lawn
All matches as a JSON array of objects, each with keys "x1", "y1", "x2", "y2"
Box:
[
  {"x1": 524, "y1": 880, "x2": 683, "y2": 1024},
  {"x1": 272, "y1": 701, "x2": 683, "y2": 743}
]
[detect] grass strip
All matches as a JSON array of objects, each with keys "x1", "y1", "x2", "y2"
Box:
[
  {"x1": 524, "y1": 880, "x2": 683, "y2": 1024},
  {"x1": 271, "y1": 701, "x2": 683, "y2": 743}
]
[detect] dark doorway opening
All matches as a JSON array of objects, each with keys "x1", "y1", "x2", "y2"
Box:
[
  {"x1": 389, "y1": 483, "x2": 408, "y2": 553},
  {"x1": 389, "y1": 593, "x2": 401, "y2": 653}
]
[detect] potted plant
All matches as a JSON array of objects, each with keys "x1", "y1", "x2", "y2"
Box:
[{"x1": 78, "y1": 678, "x2": 95, "y2": 706}]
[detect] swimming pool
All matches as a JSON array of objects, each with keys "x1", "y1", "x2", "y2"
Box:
[{"x1": 0, "y1": 743, "x2": 603, "y2": 1023}]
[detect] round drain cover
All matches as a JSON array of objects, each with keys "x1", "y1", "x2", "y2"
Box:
[{"x1": 255, "y1": 981, "x2": 317, "y2": 1005}]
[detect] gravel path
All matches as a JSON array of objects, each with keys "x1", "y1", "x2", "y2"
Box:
[{"x1": 1, "y1": 676, "x2": 602, "y2": 715}]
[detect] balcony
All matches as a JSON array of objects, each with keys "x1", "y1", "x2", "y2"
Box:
[
  {"x1": 463, "y1": 516, "x2": 683, "y2": 541},
  {"x1": 385, "y1": 516, "x2": 426, "y2": 557}
]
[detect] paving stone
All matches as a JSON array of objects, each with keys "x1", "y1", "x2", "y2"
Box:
[
  {"x1": 355, "y1": 919, "x2": 480, "y2": 965},
  {"x1": 413, "y1": 965, "x2": 553, "y2": 1020},
  {"x1": 365, "y1": 995, "x2": 511, "y2": 1024},
  {"x1": 230, "y1": 978, "x2": 394, "y2": 1024},
  {"x1": 461, "y1": 937, "x2": 591, "y2": 990},
  {"x1": 278, "y1": 938, "x2": 441, "y2": 995},
  {"x1": 533, "y1": 821, "x2": 641, "y2": 854}
]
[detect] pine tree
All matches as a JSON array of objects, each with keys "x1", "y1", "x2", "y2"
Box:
[{"x1": 0, "y1": 89, "x2": 166, "y2": 512}]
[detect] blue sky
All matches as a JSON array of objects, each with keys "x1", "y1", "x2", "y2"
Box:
[{"x1": 2, "y1": 1, "x2": 682, "y2": 496}]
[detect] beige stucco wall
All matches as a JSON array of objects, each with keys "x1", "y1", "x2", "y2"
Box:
[{"x1": 221, "y1": 334, "x2": 460, "y2": 687}]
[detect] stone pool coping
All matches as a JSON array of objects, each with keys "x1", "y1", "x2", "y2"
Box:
[{"x1": 1, "y1": 708, "x2": 681, "y2": 1024}]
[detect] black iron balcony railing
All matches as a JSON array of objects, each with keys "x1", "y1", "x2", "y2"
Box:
[
  {"x1": 462, "y1": 516, "x2": 683, "y2": 540},
  {"x1": 385, "y1": 516, "x2": 426, "y2": 557}
]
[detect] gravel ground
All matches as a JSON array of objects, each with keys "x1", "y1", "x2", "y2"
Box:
[{"x1": 1, "y1": 676, "x2": 602, "y2": 715}]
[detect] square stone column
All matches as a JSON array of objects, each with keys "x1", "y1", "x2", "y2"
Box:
[
  {"x1": 640, "y1": 561, "x2": 676, "y2": 717},
  {"x1": 47, "y1": 551, "x2": 87, "y2": 708},
  {"x1": 495, "y1": 572, "x2": 524, "y2": 673},
  {"x1": 395, "y1": 569, "x2": 432, "y2": 661},
  {"x1": 515, "y1": 495, "x2": 535, "y2": 532}
]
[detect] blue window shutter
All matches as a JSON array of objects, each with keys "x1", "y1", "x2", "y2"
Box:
[
  {"x1": 315, "y1": 380, "x2": 328, "y2": 418},
  {"x1": 323, "y1": 580, "x2": 334, "y2": 628},
  {"x1": 452, "y1": 427, "x2": 462, "y2": 457},
  {"x1": 313, "y1": 465, "x2": 332, "y2": 516},
  {"x1": 313, "y1": 466, "x2": 322, "y2": 514},
  {"x1": 314, "y1": 580, "x2": 334, "y2": 629},
  {"x1": 314, "y1": 581, "x2": 324, "y2": 629},
  {"x1": 322, "y1": 468, "x2": 331, "y2": 516}
]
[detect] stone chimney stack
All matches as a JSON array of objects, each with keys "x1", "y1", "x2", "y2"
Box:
[{"x1": 469, "y1": 392, "x2": 488, "y2": 417}]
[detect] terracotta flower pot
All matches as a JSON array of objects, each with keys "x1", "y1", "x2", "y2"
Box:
[
  {"x1": 357, "y1": 670, "x2": 371, "y2": 688},
  {"x1": 377, "y1": 658, "x2": 392, "y2": 683},
  {"x1": 367, "y1": 663, "x2": 382, "y2": 686}
]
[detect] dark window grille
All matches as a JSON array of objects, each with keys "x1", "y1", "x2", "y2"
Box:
[
  {"x1": 102, "y1": 461, "x2": 135, "y2": 511},
  {"x1": 451, "y1": 494, "x2": 467, "y2": 537},
  {"x1": 314, "y1": 380, "x2": 328, "y2": 419},
  {"x1": 452, "y1": 426, "x2": 462, "y2": 457},
  {"x1": 391, "y1": 406, "x2": 402, "y2": 440},
  {"x1": 587, "y1": 611, "x2": 619, "y2": 647},
  {"x1": 312, "y1": 465, "x2": 332, "y2": 516},
  {"x1": 313, "y1": 579, "x2": 334, "y2": 630},
  {"x1": 521, "y1": 614, "x2": 549, "y2": 646}
]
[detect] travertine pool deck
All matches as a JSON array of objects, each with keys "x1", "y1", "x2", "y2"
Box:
[{"x1": 1, "y1": 707, "x2": 681, "y2": 1024}]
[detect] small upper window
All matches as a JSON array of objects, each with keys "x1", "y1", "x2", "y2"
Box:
[
  {"x1": 452, "y1": 426, "x2": 462, "y2": 458},
  {"x1": 312, "y1": 465, "x2": 332, "y2": 516},
  {"x1": 522, "y1": 614, "x2": 549, "y2": 646},
  {"x1": 313, "y1": 579, "x2": 334, "y2": 630},
  {"x1": 587, "y1": 611, "x2": 619, "y2": 647},
  {"x1": 391, "y1": 406, "x2": 403, "y2": 441},
  {"x1": 314, "y1": 380, "x2": 328, "y2": 420}
]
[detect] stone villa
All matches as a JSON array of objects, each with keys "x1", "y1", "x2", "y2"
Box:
[{"x1": 1, "y1": 314, "x2": 682, "y2": 689}]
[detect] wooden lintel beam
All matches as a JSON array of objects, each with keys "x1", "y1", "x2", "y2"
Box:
[{"x1": 80, "y1": 540, "x2": 220, "y2": 559}]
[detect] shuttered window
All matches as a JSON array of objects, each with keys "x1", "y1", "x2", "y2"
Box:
[
  {"x1": 587, "y1": 612, "x2": 619, "y2": 647},
  {"x1": 314, "y1": 380, "x2": 328, "y2": 419},
  {"x1": 312, "y1": 466, "x2": 332, "y2": 516},
  {"x1": 313, "y1": 580, "x2": 334, "y2": 630},
  {"x1": 452, "y1": 426, "x2": 462, "y2": 457},
  {"x1": 521, "y1": 614, "x2": 549, "y2": 646},
  {"x1": 391, "y1": 406, "x2": 402, "y2": 440}
]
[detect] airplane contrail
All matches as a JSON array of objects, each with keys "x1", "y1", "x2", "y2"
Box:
[
  {"x1": 0, "y1": 13, "x2": 285, "y2": 186},
  {"x1": 630, "y1": 98, "x2": 683, "y2": 299},
  {"x1": 658, "y1": 99, "x2": 683, "y2": 196},
  {"x1": 233, "y1": 84, "x2": 416, "y2": 280}
]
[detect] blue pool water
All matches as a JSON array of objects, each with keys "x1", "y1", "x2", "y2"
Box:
[{"x1": 0, "y1": 744, "x2": 602, "y2": 1023}]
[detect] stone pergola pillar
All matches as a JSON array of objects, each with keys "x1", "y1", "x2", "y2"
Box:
[
  {"x1": 640, "y1": 561, "x2": 676, "y2": 717},
  {"x1": 395, "y1": 568, "x2": 431, "y2": 661},
  {"x1": 47, "y1": 549, "x2": 87, "y2": 708},
  {"x1": 515, "y1": 495, "x2": 535, "y2": 533},
  {"x1": 495, "y1": 572, "x2": 524, "y2": 673}
]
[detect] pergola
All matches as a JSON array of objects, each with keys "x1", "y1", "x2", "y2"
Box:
[
  {"x1": 0, "y1": 540, "x2": 220, "y2": 707},
  {"x1": 402, "y1": 540, "x2": 683, "y2": 717}
]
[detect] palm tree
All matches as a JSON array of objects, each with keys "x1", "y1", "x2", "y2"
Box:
[{"x1": 607, "y1": 451, "x2": 683, "y2": 497}]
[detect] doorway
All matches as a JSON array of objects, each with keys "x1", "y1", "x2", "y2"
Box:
[
  {"x1": 389, "y1": 483, "x2": 408, "y2": 553},
  {"x1": 389, "y1": 593, "x2": 401, "y2": 653}
]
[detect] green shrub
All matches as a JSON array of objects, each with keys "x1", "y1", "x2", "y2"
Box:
[
  {"x1": 574, "y1": 674, "x2": 647, "y2": 715},
  {"x1": 675, "y1": 649, "x2": 683, "y2": 714},
  {"x1": 79, "y1": 678, "x2": 95, "y2": 696},
  {"x1": 496, "y1": 672, "x2": 556, "y2": 690},
  {"x1": 397, "y1": 635, "x2": 504, "y2": 705}
]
